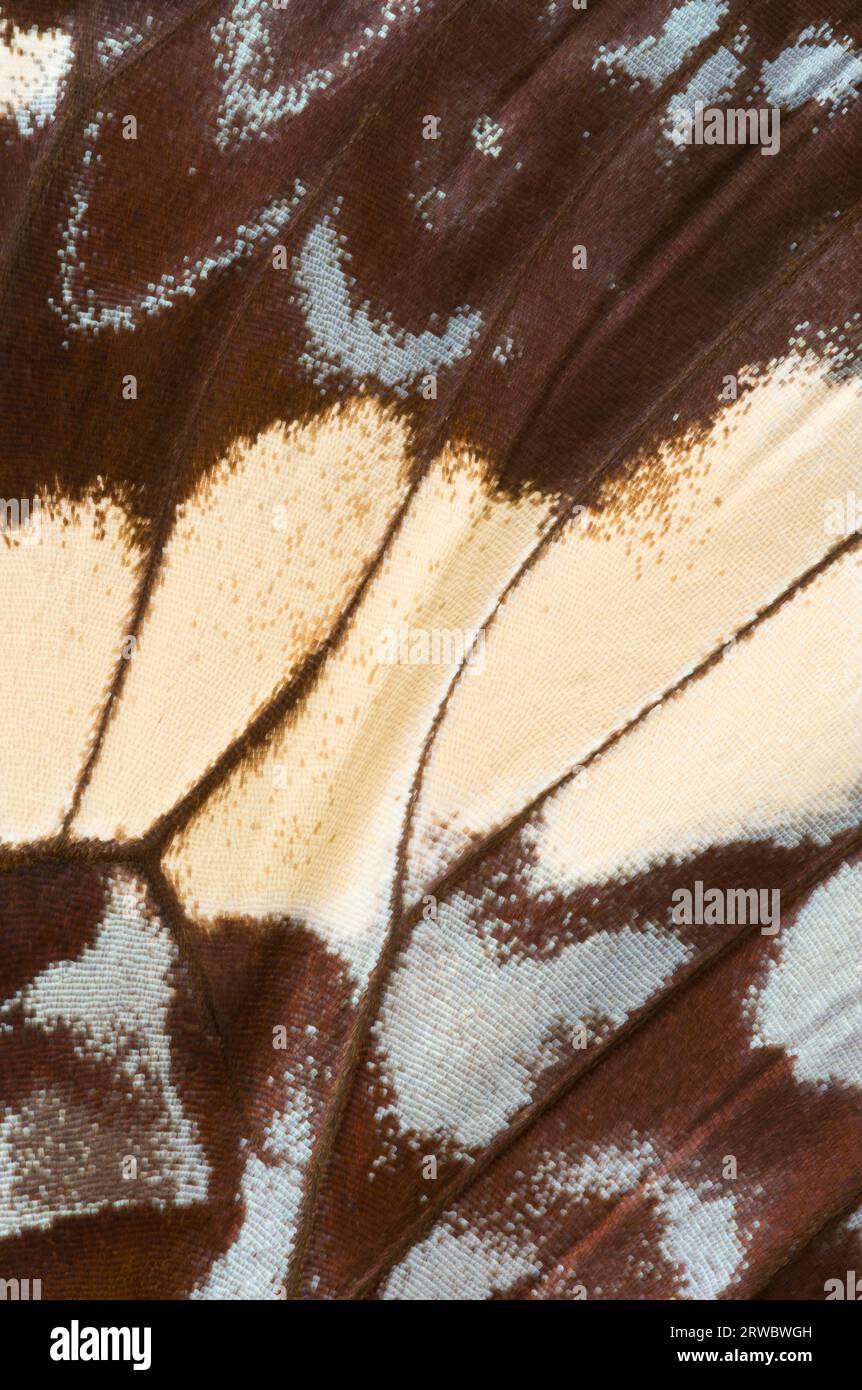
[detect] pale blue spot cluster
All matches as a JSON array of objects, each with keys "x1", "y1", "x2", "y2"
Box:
[
  {"x1": 594, "y1": 0, "x2": 728, "y2": 89},
  {"x1": 211, "y1": 0, "x2": 421, "y2": 151},
  {"x1": 96, "y1": 15, "x2": 154, "y2": 68},
  {"x1": 760, "y1": 23, "x2": 862, "y2": 115},
  {"x1": 295, "y1": 212, "x2": 482, "y2": 398},
  {"x1": 664, "y1": 45, "x2": 745, "y2": 144},
  {"x1": 599, "y1": 6, "x2": 862, "y2": 150},
  {"x1": 410, "y1": 183, "x2": 446, "y2": 232},
  {"x1": 49, "y1": 108, "x2": 306, "y2": 337},
  {"x1": 492, "y1": 335, "x2": 519, "y2": 367},
  {"x1": 471, "y1": 115, "x2": 504, "y2": 158}
]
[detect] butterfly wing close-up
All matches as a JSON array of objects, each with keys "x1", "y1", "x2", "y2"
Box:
[{"x1": 1, "y1": 0, "x2": 862, "y2": 1311}]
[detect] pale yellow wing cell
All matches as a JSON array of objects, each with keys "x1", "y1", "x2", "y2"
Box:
[
  {"x1": 163, "y1": 448, "x2": 552, "y2": 971},
  {"x1": 534, "y1": 544, "x2": 862, "y2": 893},
  {"x1": 0, "y1": 493, "x2": 143, "y2": 844},
  {"x1": 72, "y1": 399, "x2": 413, "y2": 843},
  {"x1": 405, "y1": 355, "x2": 862, "y2": 900}
]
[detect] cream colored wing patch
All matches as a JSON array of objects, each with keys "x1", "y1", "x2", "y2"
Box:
[
  {"x1": 0, "y1": 494, "x2": 142, "y2": 845},
  {"x1": 163, "y1": 448, "x2": 552, "y2": 973},
  {"x1": 405, "y1": 354, "x2": 862, "y2": 900},
  {"x1": 72, "y1": 399, "x2": 412, "y2": 843},
  {"x1": 534, "y1": 545, "x2": 862, "y2": 893}
]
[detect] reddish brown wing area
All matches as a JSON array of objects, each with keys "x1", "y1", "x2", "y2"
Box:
[{"x1": 1, "y1": 0, "x2": 862, "y2": 1302}]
